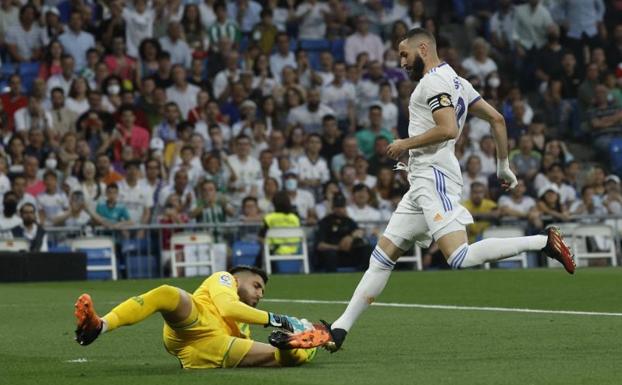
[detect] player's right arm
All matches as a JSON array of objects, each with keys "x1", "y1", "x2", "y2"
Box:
[{"x1": 469, "y1": 98, "x2": 518, "y2": 190}]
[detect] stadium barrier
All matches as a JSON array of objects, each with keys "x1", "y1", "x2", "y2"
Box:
[{"x1": 37, "y1": 214, "x2": 622, "y2": 279}]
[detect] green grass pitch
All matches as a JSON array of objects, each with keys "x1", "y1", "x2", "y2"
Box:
[{"x1": 1, "y1": 268, "x2": 622, "y2": 385}]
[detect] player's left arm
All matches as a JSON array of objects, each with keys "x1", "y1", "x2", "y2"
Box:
[
  {"x1": 386, "y1": 106, "x2": 458, "y2": 158},
  {"x1": 469, "y1": 98, "x2": 518, "y2": 190}
]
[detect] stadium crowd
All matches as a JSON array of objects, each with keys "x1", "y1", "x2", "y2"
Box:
[{"x1": 0, "y1": 0, "x2": 620, "y2": 272}]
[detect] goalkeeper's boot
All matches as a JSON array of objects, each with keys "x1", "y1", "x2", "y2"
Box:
[
  {"x1": 269, "y1": 322, "x2": 332, "y2": 350},
  {"x1": 542, "y1": 226, "x2": 576, "y2": 274},
  {"x1": 74, "y1": 293, "x2": 103, "y2": 346}
]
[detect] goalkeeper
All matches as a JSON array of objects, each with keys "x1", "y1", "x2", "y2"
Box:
[{"x1": 74, "y1": 265, "x2": 316, "y2": 368}]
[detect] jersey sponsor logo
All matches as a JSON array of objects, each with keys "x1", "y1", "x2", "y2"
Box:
[{"x1": 219, "y1": 274, "x2": 232, "y2": 287}]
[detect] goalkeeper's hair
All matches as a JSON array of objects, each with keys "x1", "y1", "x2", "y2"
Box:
[{"x1": 229, "y1": 265, "x2": 269, "y2": 284}]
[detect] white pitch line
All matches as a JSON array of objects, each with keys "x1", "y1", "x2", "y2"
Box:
[{"x1": 263, "y1": 298, "x2": 622, "y2": 317}]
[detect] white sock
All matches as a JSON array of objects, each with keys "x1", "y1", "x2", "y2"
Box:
[
  {"x1": 101, "y1": 319, "x2": 108, "y2": 334},
  {"x1": 332, "y1": 247, "x2": 395, "y2": 332},
  {"x1": 447, "y1": 235, "x2": 547, "y2": 269}
]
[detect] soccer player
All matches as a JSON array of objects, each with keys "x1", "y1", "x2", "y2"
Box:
[
  {"x1": 74, "y1": 265, "x2": 317, "y2": 368},
  {"x1": 273, "y1": 28, "x2": 575, "y2": 352}
]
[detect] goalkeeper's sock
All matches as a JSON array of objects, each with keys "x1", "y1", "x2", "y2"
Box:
[
  {"x1": 332, "y1": 246, "x2": 395, "y2": 332},
  {"x1": 102, "y1": 285, "x2": 181, "y2": 332},
  {"x1": 274, "y1": 348, "x2": 316, "y2": 366},
  {"x1": 446, "y1": 236, "x2": 547, "y2": 269}
]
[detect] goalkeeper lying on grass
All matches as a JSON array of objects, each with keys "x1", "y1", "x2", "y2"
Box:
[{"x1": 74, "y1": 265, "x2": 319, "y2": 368}]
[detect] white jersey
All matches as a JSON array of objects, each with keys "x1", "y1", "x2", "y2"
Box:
[{"x1": 407, "y1": 62, "x2": 481, "y2": 185}]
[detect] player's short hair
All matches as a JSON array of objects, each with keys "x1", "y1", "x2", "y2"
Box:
[
  {"x1": 229, "y1": 265, "x2": 269, "y2": 284},
  {"x1": 404, "y1": 27, "x2": 436, "y2": 44}
]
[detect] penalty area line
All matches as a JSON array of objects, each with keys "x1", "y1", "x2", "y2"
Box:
[{"x1": 263, "y1": 298, "x2": 622, "y2": 318}]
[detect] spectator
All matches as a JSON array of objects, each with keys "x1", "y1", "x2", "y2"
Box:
[
  {"x1": 49, "y1": 87, "x2": 78, "y2": 138},
  {"x1": 58, "y1": 9, "x2": 95, "y2": 71},
  {"x1": 512, "y1": 0, "x2": 554, "y2": 54},
  {"x1": 169, "y1": 145, "x2": 202, "y2": 187},
  {"x1": 378, "y1": 82, "x2": 398, "y2": 134},
  {"x1": 252, "y1": 8, "x2": 278, "y2": 55},
  {"x1": 1, "y1": 74, "x2": 28, "y2": 131},
  {"x1": 51, "y1": 190, "x2": 107, "y2": 227},
  {"x1": 588, "y1": 84, "x2": 622, "y2": 157},
  {"x1": 0, "y1": 191, "x2": 22, "y2": 239},
  {"x1": 374, "y1": 166, "x2": 405, "y2": 216},
  {"x1": 578, "y1": 63, "x2": 601, "y2": 111},
  {"x1": 213, "y1": 51, "x2": 241, "y2": 101},
  {"x1": 283, "y1": 171, "x2": 316, "y2": 223},
  {"x1": 353, "y1": 156, "x2": 376, "y2": 189},
  {"x1": 36, "y1": 170, "x2": 68, "y2": 226},
  {"x1": 316, "y1": 193, "x2": 370, "y2": 272},
  {"x1": 347, "y1": 183, "x2": 381, "y2": 224},
  {"x1": 75, "y1": 160, "x2": 105, "y2": 211},
  {"x1": 14, "y1": 98, "x2": 53, "y2": 132},
  {"x1": 315, "y1": 180, "x2": 340, "y2": 220},
  {"x1": 240, "y1": 195, "x2": 263, "y2": 223},
  {"x1": 462, "y1": 38, "x2": 498, "y2": 85},
  {"x1": 297, "y1": 133, "x2": 330, "y2": 196},
  {"x1": 293, "y1": 0, "x2": 329, "y2": 40},
  {"x1": 603, "y1": 175, "x2": 622, "y2": 215},
  {"x1": 118, "y1": 160, "x2": 153, "y2": 234},
  {"x1": 39, "y1": 40, "x2": 64, "y2": 81},
  {"x1": 159, "y1": 21, "x2": 192, "y2": 69},
  {"x1": 166, "y1": 65, "x2": 201, "y2": 118},
  {"x1": 6, "y1": 136, "x2": 25, "y2": 174},
  {"x1": 207, "y1": 1, "x2": 240, "y2": 49},
  {"x1": 46, "y1": 54, "x2": 76, "y2": 98},
  {"x1": 462, "y1": 181, "x2": 499, "y2": 243},
  {"x1": 559, "y1": 52, "x2": 581, "y2": 99},
  {"x1": 152, "y1": 51, "x2": 174, "y2": 89},
  {"x1": 96, "y1": 154, "x2": 124, "y2": 186},
  {"x1": 286, "y1": 126, "x2": 306, "y2": 162},
  {"x1": 462, "y1": 155, "x2": 489, "y2": 200},
  {"x1": 22, "y1": 155, "x2": 43, "y2": 197},
  {"x1": 122, "y1": 0, "x2": 158, "y2": 58},
  {"x1": 192, "y1": 179, "x2": 233, "y2": 241},
  {"x1": 96, "y1": 182, "x2": 132, "y2": 227},
  {"x1": 489, "y1": 0, "x2": 515, "y2": 52},
  {"x1": 498, "y1": 178, "x2": 539, "y2": 222},
  {"x1": 182, "y1": 4, "x2": 208, "y2": 56},
  {"x1": 510, "y1": 134, "x2": 542, "y2": 182},
  {"x1": 320, "y1": 115, "x2": 343, "y2": 164},
  {"x1": 0, "y1": 0, "x2": 19, "y2": 48},
  {"x1": 258, "y1": 191, "x2": 301, "y2": 261},
  {"x1": 534, "y1": 24, "x2": 563, "y2": 91},
  {"x1": 368, "y1": 136, "x2": 396, "y2": 175},
  {"x1": 570, "y1": 185, "x2": 608, "y2": 216},
  {"x1": 227, "y1": 134, "x2": 261, "y2": 206},
  {"x1": 287, "y1": 88, "x2": 334, "y2": 134},
  {"x1": 356, "y1": 105, "x2": 394, "y2": 159},
  {"x1": 331, "y1": 135, "x2": 359, "y2": 179},
  {"x1": 257, "y1": 176, "x2": 280, "y2": 214},
  {"x1": 536, "y1": 184, "x2": 571, "y2": 223},
  {"x1": 66, "y1": 77, "x2": 90, "y2": 116},
  {"x1": 112, "y1": 105, "x2": 151, "y2": 162},
  {"x1": 321, "y1": 62, "x2": 356, "y2": 131},
  {"x1": 269, "y1": 32, "x2": 296, "y2": 84},
  {"x1": 345, "y1": 15, "x2": 384, "y2": 65},
  {"x1": 104, "y1": 36, "x2": 137, "y2": 82},
  {"x1": 556, "y1": 0, "x2": 605, "y2": 71},
  {"x1": 154, "y1": 102, "x2": 182, "y2": 145},
  {"x1": 5, "y1": 4, "x2": 42, "y2": 63},
  {"x1": 11, "y1": 203, "x2": 47, "y2": 251}
]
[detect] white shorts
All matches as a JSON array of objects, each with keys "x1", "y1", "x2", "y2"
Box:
[{"x1": 384, "y1": 166, "x2": 473, "y2": 251}]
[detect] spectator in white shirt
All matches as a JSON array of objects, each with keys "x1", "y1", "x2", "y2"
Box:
[
  {"x1": 347, "y1": 183, "x2": 381, "y2": 224},
  {"x1": 498, "y1": 178, "x2": 540, "y2": 225},
  {"x1": 462, "y1": 38, "x2": 498, "y2": 85},
  {"x1": 269, "y1": 32, "x2": 296, "y2": 83},
  {"x1": 461, "y1": 155, "x2": 489, "y2": 200},
  {"x1": 227, "y1": 0, "x2": 262, "y2": 34},
  {"x1": 14, "y1": 97, "x2": 53, "y2": 132},
  {"x1": 118, "y1": 160, "x2": 153, "y2": 237},
  {"x1": 212, "y1": 50, "x2": 241, "y2": 100},
  {"x1": 46, "y1": 54, "x2": 75, "y2": 98},
  {"x1": 287, "y1": 88, "x2": 335, "y2": 134},
  {"x1": 354, "y1": 155, "x2": 376, "y2": 189},
  {"x1": 166, "y1": 65, "x2": 201, "y2": 118},
  {"x1": 36, "y1": 170, "x2": 68, "y2": 226},
  {"x1": 159, "y1": 21, "x2": 192, "y2": 69},
  {"x1": 4, "y1": 4, "x2": 42, "y2": 62},
  {"x1": 122, "y1": 0, "x2": 157, "y2": 57},
  {"x1": 227, "y1": 134, "x2": 262, "y2": 207},
  {"x1": 512, "y1": 0, "x2": 554, "y2": 53},
  {"x1": 58, "y1": 9, "x2": 95, "y2": 71},
  {"x1": 65, "y1": 77, "x2": 90, "y2": 116},
  {"x1": 377, "y1": 82, "x2": 398, "y2": 134},
  {"x1": 283, "y1": 171, "x2": 317, "y2": 223},
  {"x1": 344, "y1": 15, "x2": 384, "y2": 65},
  {"x1": 293, "y1": 0, "x2": 330, "y2": 39},
  {"x1": 297, "y1": 133, "x2": 330, "y2": 197},
  {"x1": 321, "y1": 62, "x2": 356, "y2": 131}
]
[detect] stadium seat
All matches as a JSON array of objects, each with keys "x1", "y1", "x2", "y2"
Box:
[
  {"x1": 170, "y1": 233, "x2": 214, "y2": 278},
  {"x1": 70, "y1": 237, "x2": 118, "y2": 280},
  {"x1": 609, "y1": 138, "x2": 622, "y2": 176},
  {"x1": 263, "y1": 227, "x2": 310, "y2": 274},
  {"x1": 299, "y1": 39, "x2": 331, "y2": 51},
  {"x1": 232, "y1": 240, "x2": 261, "y2": 266},
  {"x1": 570, "y1": 224, "x2": 618, "y2": 267},
  {"x1": 482, "y1": 226, "x2": 529, "y2": 269},
  {"x1": 308, "y1": 51, "x2": 321, "y2": 71},
  {"x1": 331, "y1": 39, "x2": 345, "y2": 62},
  {"x1": 0, "y1": 238, "x2": 29, "y2": 252},
  {"x1": 396, "y1": 245, "x2": 423, "y2": 270},
  {"x1": 0, "y1": 62, "x2": 17, "y2": 78},
  {"x1": 48, "y1": 244, "x2": 72, "y2": 253}
]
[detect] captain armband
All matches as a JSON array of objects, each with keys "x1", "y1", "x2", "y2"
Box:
[{"x1": 426, "y1": 93, "x2": 453, "y2": 113}]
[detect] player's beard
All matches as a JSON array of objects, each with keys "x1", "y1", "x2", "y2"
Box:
[{"x1": 407, "y1": 56, "x2": 425, "y2": 81}]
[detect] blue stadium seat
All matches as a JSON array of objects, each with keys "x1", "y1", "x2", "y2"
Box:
[
  {"x1": 48, "y1": 245, "x2": 72, "y2": 253},
  {"x1": 609, "y1": 138, "x2": 622, "y2": 176},
  {"x1": 274, "y1": 260, "x2": 303, "y2": 273},
  {"x1": 232, "y1": 240, "x2": 261, "y2": 266},
  {"x1": 81, "y1": 248, "x2": 114, "y2": 280},
  {"x1": 239, "y1": 36, "x2": 250, "y2": 52},
  {"x1": 299, "y1": 39, "x2": 331, "y2": 52},
  {"x1": 308, "y1": 52, "x2": 321, "y2": 71},
  {"x1": 19, "y1": 62, "x2": 39, "y2": 93},
  {"x1": 331, "y1": 39, "x2": 345, "y2": 62},
  {"x1": 1, "y1": 62, "x2": 17, "y2": 78},
  {"x1": 126, "y1": 255, "x2": 157, "y2": 279}
]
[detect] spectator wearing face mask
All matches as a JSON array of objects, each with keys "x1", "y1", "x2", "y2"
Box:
[{"x1": 283, "y1": 170, "x2": 317, "y2": 224}]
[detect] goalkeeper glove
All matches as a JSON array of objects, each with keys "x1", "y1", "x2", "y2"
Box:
[
  {"x1": 266, "y1": 313, "x2": 311, "y2": 333},
  {"x1": 497, "y1": 158, "x2": 518, "y2": 190}
]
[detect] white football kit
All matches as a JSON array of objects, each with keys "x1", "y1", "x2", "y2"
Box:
[{"x1": 384, "y1": 62, "x2": 482, "y2": 250}]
